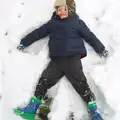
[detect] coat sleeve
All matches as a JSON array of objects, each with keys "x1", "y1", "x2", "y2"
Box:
[
  {"x1": 78, "y1": 19, "x2": 105, "y2": 54},
  {"x1": 20, "y1": 21, "x2": 51, "y2": 47}
]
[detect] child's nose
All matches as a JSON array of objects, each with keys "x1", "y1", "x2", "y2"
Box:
[{"x1": 61, "y1": 9, "x2": 66, "y2": 13}]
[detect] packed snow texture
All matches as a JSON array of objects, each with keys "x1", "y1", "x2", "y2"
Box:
[{"x1": 0, "y1": 0, "x2": 120, "y2": 120}]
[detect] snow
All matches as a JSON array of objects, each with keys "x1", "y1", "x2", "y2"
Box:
[{"x1": 0, "y1": 0, "x2": 120, "y2": 120}]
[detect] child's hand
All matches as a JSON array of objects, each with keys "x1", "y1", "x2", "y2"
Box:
[
  {"x1": 100, "y1": 50, "x2": 109, "y2": 58},
  {"x1": 17, "y1": 44, "x2": 25, "y2": 51}
]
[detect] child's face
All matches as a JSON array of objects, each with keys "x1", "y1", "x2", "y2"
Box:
[{"x1": 56, "y1": 5, "x2": 69, "y2": 19}]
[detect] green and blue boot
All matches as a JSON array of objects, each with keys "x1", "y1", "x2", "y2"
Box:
[
  {"x1": 88, "y1": 101, "x2": 104, "y2": 120},
  {"x1": 14, "y1": 96, "x2": 42, "y2": 120}
]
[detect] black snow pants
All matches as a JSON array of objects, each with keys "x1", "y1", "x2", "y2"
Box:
[{"x1": 34, "y1": 54, "x2": 95, "y2": 103}]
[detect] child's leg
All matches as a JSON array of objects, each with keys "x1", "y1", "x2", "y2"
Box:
[
  {"x1": 14, "y1": 60, "x2": 64, "y2": 116},
  {"x1": 65, "y1": 57, "x2": 104, "y2": 120},
  {"x1": 64, "y1": 55, "x2": 95, "y2": 103},
  {"x1": 34, "y1": 60, "x2": 64, "y2": 99}
]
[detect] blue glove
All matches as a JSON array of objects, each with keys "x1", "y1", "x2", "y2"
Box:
[
  {"x1": 17, "y1": 44, "x2": 25, "y2": 51},
  {"x1": 100, "y1": 50, "x2": 109, "y2": 58}
]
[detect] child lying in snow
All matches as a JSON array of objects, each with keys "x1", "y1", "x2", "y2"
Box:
[{"x1": 14, "y1": 0, "x2": 108, "y2": 120}]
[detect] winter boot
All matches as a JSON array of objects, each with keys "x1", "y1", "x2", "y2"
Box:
[
  {"x1": 88, "y1": 101, "x2": 104, "y2": 120},
  {"x1": 34, "y1": 96, "x2": 53, "y2": 120},
  {"x1": 14, "y1": 96, "x2": 42, "y2": 120}
]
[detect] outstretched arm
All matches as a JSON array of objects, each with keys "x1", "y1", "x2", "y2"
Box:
[
  {"x1": 20, "y1": 21, "x2": 51, "y2": 47},
  {"x1": 78, "y1": 19, "x2": 106, "y2": 55}
]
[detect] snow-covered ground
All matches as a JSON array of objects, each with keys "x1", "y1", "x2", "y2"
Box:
[{"x1": 0, "y1": 0, "x2": 120, "y2": 120}]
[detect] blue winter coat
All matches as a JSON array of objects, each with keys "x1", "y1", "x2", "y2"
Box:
[{"x1": 20, "y1": 13, "x2": 105, "y2": 58}]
